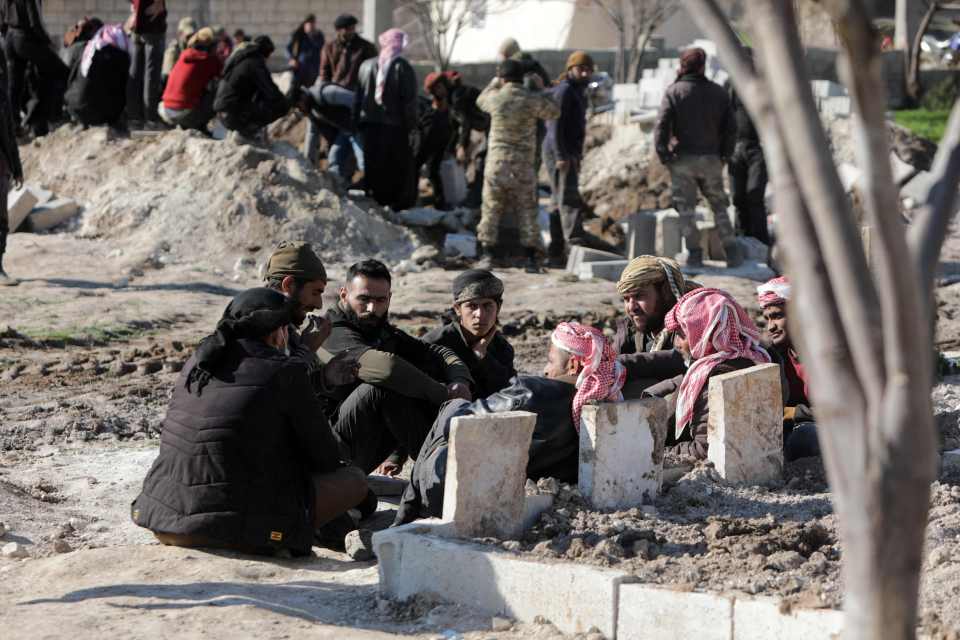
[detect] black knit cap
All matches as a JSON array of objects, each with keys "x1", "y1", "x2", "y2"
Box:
[
  {"x1": 254, "y1": 35, "x2": 275, "y2": 57},
  {"x1": 453, "y1": 269, "x2": 504, "y2": 304},
  {"x1": 185, "y1": 288, "x2": 293, "y2": 395},
  {"x1": 335, "y1": 14, "x2": 359, "y2": 29}
]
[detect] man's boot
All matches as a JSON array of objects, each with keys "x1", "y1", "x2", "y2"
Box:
[
  {"x1": 524, "y1": 247, "x2": 541, "y2": 274},
  {"x1": 314, "y1": 512, "x2": 358, "y2": 552},
  {"x1": 475, "y1": 242, "x2": 494, "y2": 270},
  {"x1": 685, "y1": 248, "x2": 704, "y2": 268},
  {"x1": 723, "y1": 239, "x2": 744, "y2": 268},
  {"x1": 0, "y1": 258, "x2": 18, "y2": 287}
]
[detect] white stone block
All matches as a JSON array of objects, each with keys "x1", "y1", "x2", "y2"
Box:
[
  {"x1": 811, "y1": 80, "x2": 847, "y2": 97},
  {"x1": 577, "y1": 259, "x2": 629, "y2": 282},
  {"x1": 7, "y1": 187, "x2": 39, "y2": 233},
  {"x1": 837, "y1": 163, "x2": 862, "y2": 193},
  {"x1": 443, "y1": 232, "x2": 477, "y2": 258},
  {"x1": 733, "y1": 597, "x2": 844, "y2": 639},
  {"x1": 373, "y1": 526, "x2": 628, "y2": 637},
  {"x1": 627, "y1": 210, "x2": 657, "y2": 259},
  {"x1": 442, "y1": 411, "x2": 536, "y2": 539},
  {"x1": 566, "y1": 245, "x2": 624, "y2": 274},
  {"x1": 618, "y1": 584, "x2": 734, "y2": 640},
  {"x1": 522, "y1": 494, "x2": 554, "y2": 530},
  {"x1": 707, "y1": 363, "x2": 783, "y2": 485},
  {"x1": 579, "y1": 398, "x2": 670, "y2": 510},
  {"x1": 655, "y1": 208, "x2": 683, "y2": 258},
  {"x1": 27, "y1": 198, "x2": 80, "y2": 231}
]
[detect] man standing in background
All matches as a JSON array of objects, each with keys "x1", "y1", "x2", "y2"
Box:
[{"x1": 126, "y1": 0, "x2": 167, "y2": 129}]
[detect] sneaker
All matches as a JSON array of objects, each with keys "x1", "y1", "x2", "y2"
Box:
[{"x1": 0, "y1": 269, "x2": 19, "y2": 286}]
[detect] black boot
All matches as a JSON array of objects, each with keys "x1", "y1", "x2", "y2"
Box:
[
  {"x1": 475, "y1": 242, "x2": 494, "y2": 270},
  {"x1": 524, "y1": 247, "x2": 541, "y2": 274},
  {"x1": 314, "y1": 512, "x2": 358, "y2": 552}
]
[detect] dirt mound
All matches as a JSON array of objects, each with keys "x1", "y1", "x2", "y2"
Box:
[{"x1": 17, "y1": 126, "x2": 418, "y2": 274}]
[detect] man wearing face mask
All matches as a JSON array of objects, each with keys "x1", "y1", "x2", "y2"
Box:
[
  {"x1": 544, "y1": 51, "x2": 619, "y2": 262},
  {"x1": 423, "y1": 269, "x2": 516, "y2": 398},
  {"x1": 318, "y1": 13, "x2": 376, "y2": 180},
  {"x1": 323, "y1": 259, "x2": 474, "y2": 477}
]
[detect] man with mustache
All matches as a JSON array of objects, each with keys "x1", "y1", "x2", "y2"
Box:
[
  {"x1": 613, "y1": 255, "x2": 698, "y2": 395},
  {"x1": 323, "y1": 259, "x2": 474, "y2": 477}
]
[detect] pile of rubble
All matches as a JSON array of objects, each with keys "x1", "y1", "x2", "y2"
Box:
[{"x1": 15, "y1": 125, "x2": 420, "y2": 276}]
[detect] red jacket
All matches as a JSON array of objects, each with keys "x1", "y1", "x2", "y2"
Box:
[{"x1": 162, "y1": 49, "x2": 223, "y2": 110}]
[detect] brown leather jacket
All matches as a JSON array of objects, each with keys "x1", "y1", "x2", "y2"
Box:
[{"x1": 319, "y1": 35, "x2": 377, "y2": 90}]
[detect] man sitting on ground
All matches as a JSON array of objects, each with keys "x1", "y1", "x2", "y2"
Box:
[
  {"x1": 214, "y1": 35, "x2": 289, "y2": 139},
  {"x1": 757, "y1": 276, "x2": 818, "y2": 461},
  {"x1": 614, "y1": 256, "x2": 698, "y2": 394},
  {"x1": 323, "y1": 259, "x2": 474, "y2": 477},
  {"x1": 394, "y1": 321, "x2": 625, "y2": 524},
  {"x1": 423, "y1": 269, "x2": 516, "y2": 398},
  {"x1": 132, "y1": 287, "x2": 369, "y2": 556},
  {"x1": 158, "y1": 27, "x2": 223, "y2": 133},
  {"x1": 644, "y1": 287, "x2": 770, "y2": 459}
]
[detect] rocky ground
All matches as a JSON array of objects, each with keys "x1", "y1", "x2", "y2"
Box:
[{"x1": 2, "y1": 122, "x2": 959, "y2": 638}]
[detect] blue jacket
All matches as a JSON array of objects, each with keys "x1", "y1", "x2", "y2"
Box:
[{"x1": 543, "y1": 78, "x2": 587, "y2": 162}]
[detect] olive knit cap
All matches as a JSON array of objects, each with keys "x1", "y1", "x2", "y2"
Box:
[{"x1": 265, "y1": 241, "x2": 328, "y2": 283}]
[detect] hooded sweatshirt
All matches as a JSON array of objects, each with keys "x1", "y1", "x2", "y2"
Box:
[{"x1": 162, "y1": 47, "x2": 222, "y2": 110}]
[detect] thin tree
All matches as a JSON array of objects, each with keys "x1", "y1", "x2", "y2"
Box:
[
  {"x1": 906, "y1": 1, "x2": 939, "y2": 103},
  {"x1": 397, "y1": 0, "x2": 520, "y2": 70},
  {"x1": 590, "y1": 0, "x2": 679, "y2": 82},
  {"x1": 680, "y1": 0, "x2": 960, "y2": 638}
]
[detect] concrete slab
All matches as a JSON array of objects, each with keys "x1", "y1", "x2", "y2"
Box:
[
  {"x1": 618, "y1": 584, "x2": 733, "y2": 640},
  {"x1": 655, "y1": 209, "x2": 682, "y2": 259},
  {"x1": 732, "y1": 597, "x2": 844, "y2": 639},
  {"x1": 579, "y1": 398, "x2": 670, "y2": 510},
  {"x1": 577, "y1": 259, "x2": 629, "y2": 282},
  {"x1": 707, "y1": 363, "x2": 784, "y2": 485},
  {"x1": 442, "y1": 411, "x2": 536, "y2": 539},
  {"x1": 626, "y1": 211, "x2": 657, "y2": 259},
  {"x1": 566, "y1": 245, "x2": 624, "y2": 274},
  {"x1": 372, "y1": 526, "x2": 629, "y2": 637},
  {"x1": 7, "y1": 187, "x2": 39, "y2": 233},
  {"x1": 27, "y1": 198, "x2": 80, "y2": 231}
]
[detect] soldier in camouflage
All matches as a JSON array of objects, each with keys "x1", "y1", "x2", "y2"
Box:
[{"x1": 476, "y1": 59, "x2": 560, "y2": 273}]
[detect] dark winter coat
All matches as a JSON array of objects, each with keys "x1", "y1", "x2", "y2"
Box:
[
  {"x1": 449, "y1": 83, "x2": 489, "y2": 149},
  {"x1": 614, "y1": 317, "x2": 686, "y2": 387},
  {"x1": 64, "y1": 46, "x2": 130, "y2": 126},
  {"x1": 543, "y1": 78, "x2": 587, "y2": 162},
  {"x1": 130, "y1": 0, "x2": 167, "y2": 35},
  {"x1": 322, "y1": 303, "x2": 473, "y2": 409},
  {"x1": 354, "y1": 56, "x2": 418, "y2": 129},
  {"x1": 422, "y1": 320, "x2": 516, "y2": 398},
  {"x1": 214, "y1": 44, "x2": 288, "y2": 119},
  {"x1": 132, "y1": 339, "x2": 343, "y2": 555},
  {"x1": 653, "y1": 73, "x2": 735, "y2": 161},
  {"x1": 0, "y1": 0, "x2": 49, "y2": 41},
  {"x1": 319, "y1": 35, "x2": 377, "y2": 90},
  {"x1": 287, "y1": 29, "x2": 324, "y2": 88}
]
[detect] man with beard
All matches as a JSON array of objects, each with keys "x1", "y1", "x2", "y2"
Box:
[
  {"x1": 757, "y1": 276, "x2": 818, "y2": 461},
  {"x1": 263, "y1": 242, "x2": 362, "y2": 397},
  {"x1": 394, "y1": 321, "x2": 625, "y2": 524},
  {"x1": 323, "y1": 259, "x2": 474, "y2": 478},
  {"x1": 423, "y1": 269, "x2": 516, "y2": 398},
  {"x1": 613, "y1": 255, "x2": 698, "y2": 395}
]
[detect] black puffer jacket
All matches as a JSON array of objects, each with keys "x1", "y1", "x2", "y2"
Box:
[
  {"x1": 214, "y1": 43, "x2": 287, "y2": 118},
  {"x1": 354, "y1": 55, "x2": 418, "y2": 129},
  {"x1": 132, "y1": 339, "x2": 342, "y2": 555},
  {"x1": 653, "y1": 73, "x2": 735, "y2": 160},
  {"x1": 64, "y1": 46, "x2": 130, "y2": 126}
]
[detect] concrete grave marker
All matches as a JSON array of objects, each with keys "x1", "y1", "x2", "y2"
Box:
[
  {"x1": 579, "y1": 398, "x2": 670, "y2": 509},
  {"x1": 577, "y1": 259, "x2": 629, "y2": 282},
  {"x1": 655, "y1": 208, "x2": 682, "y2": 259},
  {"x1": 707, "y1": 363, "x2": 783, "y2": 485},
  {"x1": 7, "y1": 187, "x2": 38, "y2": 233},
  {"x1": 626, "y1": 211, "x2": 657, "y2": 259},
  {"x1": 442, "y1": 411, "x2": 536, "y2": 539},
  {"x1": 27, "y1": 199, "x2": 80, "y2": 232},
  {"x1": 566, "y1": 245, "x2": 623, "y2": 274}
]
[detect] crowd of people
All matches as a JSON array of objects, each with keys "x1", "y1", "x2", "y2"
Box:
[{"x1": 130, "y1": 242, "x2": 816, "y2": 555}]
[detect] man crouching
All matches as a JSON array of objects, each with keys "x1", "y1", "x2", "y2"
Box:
[{"x1": 132, "y1": 287, "x2": 368, "y2": 556}]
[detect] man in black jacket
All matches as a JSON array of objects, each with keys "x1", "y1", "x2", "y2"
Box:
[
  {"x1": 653, "y1": 47, "x2": 741, "y2": 268},
  {"x1": 214, "y1": 36, "x2": 289, "y2": 138},
  {"x1": 0, "y1": 0, "x2": 68, "y2": 137},
  {"x1": 423, "y1": 269, "x2": 516, "y2": 398},
  {"x1": 0, "y1": 46, "x2": 23, "y2": 286},
  {"x1": 323, "y1": 259, "x2": 474, "y2": 477},
  {"x1": 132, "y1": 288, "x2": 368, "y2": 556},
  {"x1": 728, "y1": 69, "x2": 770, "y2": 245}
]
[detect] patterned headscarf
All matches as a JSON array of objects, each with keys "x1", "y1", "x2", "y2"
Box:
[
  {"x1": 551, "y1": 322, "x2": 626, "y2": 431},
  {"x1": 376, "y1": 28, "x2": 408, "y2": 105},
  {"x1": 664, "y1": 288, "x2": 770, "y2": 438},
  {"x1": 80, "y1": 24, "x2": 130, "y2": 78},
  {"x1": 757, "y1": 276, "x2": 791, "y2": 308},
  {"x1": 617, "y1": 255, "x2": 693, "y2": 350}
]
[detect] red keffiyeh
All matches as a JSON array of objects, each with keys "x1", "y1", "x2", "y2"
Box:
[
  {"x1": 551, "y1": 322, "x2": 626, "y2": 431},
  {"x1": 376, "y1": 28, "x2": 408, "y2": 105},
  {"x1": 664, "y1": 288, "x2": 770, "y2": 439},
  {"x1": 756, "y1": 276, "x2": 791, "y2": 308}
]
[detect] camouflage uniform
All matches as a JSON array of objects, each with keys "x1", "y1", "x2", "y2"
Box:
[{"x1": 476, "y1": 79, "x2": 560, "y2": 249}]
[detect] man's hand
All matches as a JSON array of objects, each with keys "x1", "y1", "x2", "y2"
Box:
[
  {"x1": 456, "y1": 146, "x2": 466, "y2": 164},
  {"x1": 289, "y1": 59, "x2": 300, "y2": 69},
  {"x1": 783, "y1": 406, "x2": 797, "y2": 422},
  {"x1": 376, "y1": 460, "x2": 402, "y2": 477},
  {"x1": 528, "y1": 73, "x2": 544, "y2": 90},
  {"x1": 323, "y1": 349, "x2": 361, "y2": 387},
  {"x1": 447, "y1": 382, "x2": 473, "y2": 402},
  {"x1": 472, "y1": 328, "x2": 497, "y2": 360},
  {"x1": 300, "y1": 315, "x2": 332, "y2": 351}
]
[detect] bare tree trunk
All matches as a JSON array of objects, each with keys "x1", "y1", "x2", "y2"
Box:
[
  {"x1": 681, "y1": 0, "x2": 943, "y2": 638},
  {"x1": 906, "y1": 1, "x2": 939, "y2": 103}
]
